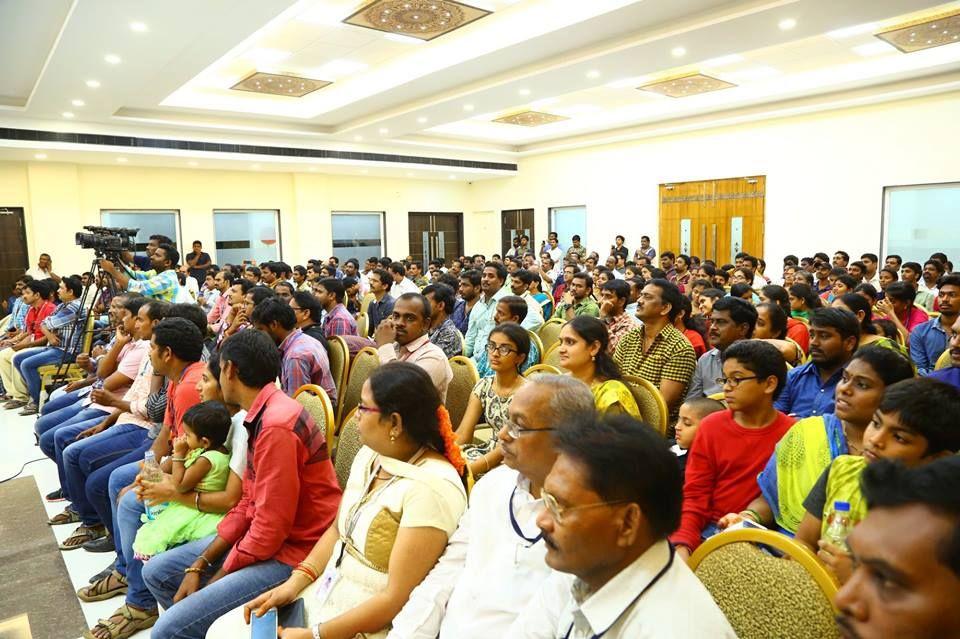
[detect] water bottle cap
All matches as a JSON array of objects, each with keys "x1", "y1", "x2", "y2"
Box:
[{"x1": 834, "y1": 501, "x2": 851, "y2": 512}]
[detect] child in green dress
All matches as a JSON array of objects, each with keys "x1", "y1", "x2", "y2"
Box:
[{"x1": 133, "y1": 402, "x2": 232, "y2": 560}]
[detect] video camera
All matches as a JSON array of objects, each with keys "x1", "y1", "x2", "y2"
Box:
[{"x1": 75, "y1": 225, "x2": 139, "y2": 257}]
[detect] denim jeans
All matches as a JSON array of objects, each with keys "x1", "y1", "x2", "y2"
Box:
[
  {"x1": 13, "y1": 346, "x2": 72, "y2": 404},
  {"x1": 113, "y1": 474, "x2": 156, "y2": 610},
  {"x1": 62, "y1": 423, "x2": 150, "y2": 526},
  {"x1": 89, "y1": 440, "x2": 152, "y2": 538},
  {"x1": 46, "y1": 409, "x2": 109, "y2": 495},
  {"x1": 142, "y1": 536, "x2": 292, "y2": 639},
  {"x1": 34, "y1": 389, "x2": 85, "y2": 439}
]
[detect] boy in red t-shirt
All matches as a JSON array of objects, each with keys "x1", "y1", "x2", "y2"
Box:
[{"x1": 672, "y1": 340, "x2": 795, "y2": 559}]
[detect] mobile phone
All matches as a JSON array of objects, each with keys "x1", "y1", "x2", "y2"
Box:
[{"x1": 250, "y1": 608, "x2": 278, "y2": 639}]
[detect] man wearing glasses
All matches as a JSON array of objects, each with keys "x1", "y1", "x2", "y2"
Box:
[
  {"x1": 389, "y1": 376, "x2": 595, "y2": 639},
  {"x1": 510, "y1": 414, "x2": 735, "y2": 637}
]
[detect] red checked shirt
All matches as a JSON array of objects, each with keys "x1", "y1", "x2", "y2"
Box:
[{"x1": 217, "y1": 385, "x2": 342, "y2": 573}]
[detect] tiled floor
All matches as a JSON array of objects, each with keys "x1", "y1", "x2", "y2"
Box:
[{"x1": 0, "y1": 406, "x2": 150, "y2": 639}]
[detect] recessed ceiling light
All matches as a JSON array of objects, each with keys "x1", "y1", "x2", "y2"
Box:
[
  {"x1": 129, "y1": 21, "x2": 148, "y2": 32},
  {"x1": 71, "y1": 99, "x2": 85, "y2": 107},
  {"x1": 353, "y1": 135, "x2": 363, "y2": 141},
  {"x1": 379, "y1": 127, "x2": 389, "y2": 134},
  {"x1": 586, "y1": 70, "x2": 601, "y2": 79},
  {"x1": 463, "y1": 104, "x2": 475, "y2": 112},
  {"x1": 671, "y1": 46, "x2": 687, "y2": 57},
  {"x1": 417, "y1": 116, "x2": 428, "y2": 123},
  {"x1": 518, "y1": 88, "x2": 531, "y2": 96},
  {"x1": 778, "y1": 18, "x2": 797, "y2": 31},
  {"x1": 85, "y1": 79, "x2": 101, "y2": 89},
  {"x1": 187, "y1": 160, "x2": 198, "y2": 167},
  {"x1": 62, "y1": 111, "x2": 74, "y2": 118},
  {"x1": 116, "y1": 157, "x2": 127, "y2": 163},
  {"x1": 34, "y1": 153, "x2": 47, "y2": 160},
  {"x1": 448, "y1": 174, "x2": 457, "y2": 179},
  {"x1": 104, "y1": 53, "x2": 121, "y2": 65}
]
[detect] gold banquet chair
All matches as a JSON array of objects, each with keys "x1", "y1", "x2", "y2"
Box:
[
  {"x1": 446, "y1": 356, "x2": 479, "y2": 429},
  {"x1": 542, "y1": 342, "x2": 563, "y2": 369},
  {"x1": 522, "y1": 364, "x2": 562, "y2": 378},
  {"x1": 526, "y1": 330, "x2": 544, "y2": 365},
  {"x1": 294, "y1": 384, "x2": 336, "y2": 457},
  {"x1": 336, "y1": 347, "x2": 380, "y2": 432},
  {"x1": 689, "y1": 528, "x2": 840, "y2": 639},
  {"x1": 333, "y1": 407, "x2": 363, "y2": 490},
  {"x1": 935, "y1": 349, "x2": 952, "y2": 371},
  {"x1": 327, "y1": 336, "x2": 350, "y2": 415},
  {"x1": 620, "y1": 375, "x2": 669, "y2": 437},
  {"x1": 536, "y1": 317, "x2": 565, "y2": 353}
]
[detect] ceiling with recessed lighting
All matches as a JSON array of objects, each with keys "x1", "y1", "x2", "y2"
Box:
[{"x1": 1, "y1": 0, "x2": 960, "y2": 177}]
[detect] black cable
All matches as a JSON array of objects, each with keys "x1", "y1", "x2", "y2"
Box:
[{"x1": 0, "y1": 457, "x2": 47, "y2": 484}]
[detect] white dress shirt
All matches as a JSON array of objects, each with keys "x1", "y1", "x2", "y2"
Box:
[
  {"x1": 390, "y1": 277, "x2": 421, "y2": 299},
  {"x1": 520, "y1": 292, "x2": 545, "y2": 331},
  {"x1": 507, "y1": 540, "x2": 737, "y2": 638},
  {"x1": 389, "y1": 466, "x2": 550, "y2": 639}
]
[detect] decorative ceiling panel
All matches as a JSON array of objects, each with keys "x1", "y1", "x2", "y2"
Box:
[
  {"x1": 230, "y1": 72, "x2": 332, "y2": 97},
  {"x1": 638, "y1": 73, "x2": 736, "y2": 98},
  {"x1": 492, "y1": 110, "x2": 570, "y2": 126},
  {"x1": 874, "y1": 9, "x2": 960, "y2": 53},
  {"x1": 343, "y1": 0, "x2": 492, "y2": 41}
]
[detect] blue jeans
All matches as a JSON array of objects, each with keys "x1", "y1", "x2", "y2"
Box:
[
  {"x1": 114, "y1": 474, "x2": 155, "y2": 610},
  {"x1": 47, "y1": 409, "x2": 109, "y2": 497},
  {"x1": 143, "y1": 536, "x2": 292, "y2": 639},
  {"x1": 13, "y1": 346, "x2": 72, "y2": 404},
  {"x1": 63, "y1": 424, "x2": 149, "y2": 526},
  {"x1": 89, "y1": 441, "x2": 152, "y2": 538},
  {"x1": 35, "y1": 390, "x2": 86, "y2": 439}
]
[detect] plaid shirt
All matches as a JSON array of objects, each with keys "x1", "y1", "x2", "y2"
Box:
[
  {"x1": 428, "y1": 317, "x2": 463, "y2": 359},
  {"x1": 322, "y1": 303, "x2": 358, "y2": 338},
  {"x1": 124, "y1": 266, "x2": 180, "y2": 302},
  {"x1": 613, "y1": 323, "x2": 696, "y2": 421},
  {"x1": 605, "y1": 312, "x2": 636, "y2": 354},
  {"x1": 42, "y1": 300, "x2": 83, "y2": 351},
  {"x1": 11, "y1": 297, "x2": 29, "y2": 331},
  {"x1": 279, "y1": 328, "x2": 337, "y2": 404}
]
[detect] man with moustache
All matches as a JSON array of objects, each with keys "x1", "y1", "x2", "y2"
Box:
[
  {"x1": 389, "y1": 376, "x2": 595, "y2": 638},
  {"x1": 509, "y1": 414, "x2": 735, "y2": 637},
  {"x1": 929, "y1": 314, "x2": 960, "y2": 390},
  {"x1": 685, "y1": 297, "x2": 757, "y2": 400}
]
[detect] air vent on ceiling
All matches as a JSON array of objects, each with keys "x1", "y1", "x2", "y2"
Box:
[
  {"x1": 343, "y1": 0, "x2": 491, "y2": 41},
  {"x1": 874, "y1": 9, "x2": 960, "y2": 53},
  {"x1": 231, "y1": 72, "x2": 331, "y2": 97},
  {"x1": 639, "y1": 73, "x2": 736, "y2": 98}
]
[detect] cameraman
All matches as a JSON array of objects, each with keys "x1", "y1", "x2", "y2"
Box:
[{"x1": 100, "y1": 243, "x2": 181, "y2": 302}]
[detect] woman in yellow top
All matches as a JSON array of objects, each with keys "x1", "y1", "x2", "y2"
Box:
[
  {"x1": 556, "y1": 315, "x2": 640, "y2": 417},
  {"x1": 210, "y1": 363, "x2": 467, "y2": 639}
]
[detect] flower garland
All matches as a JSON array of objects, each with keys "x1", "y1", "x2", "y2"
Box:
[{"x1": 435, "y1": 405, "x2": 466, "y2": 476}]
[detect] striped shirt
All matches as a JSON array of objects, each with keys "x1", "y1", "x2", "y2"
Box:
[
  {"x1": 279, "y1": 328, "x2": 337, "y2": 404},
  {"x1": 613, "y1": 323, "x2": 696, "y2": 420},
  {"x1": 322, "y1": 303, "x2": 358, "y2": 338},
  {"x1": 43, "y1": 300, "x2": 83, "y2": 351},
  {"x1": 124, "y1": 266, "x2": 180, "y2": 302}
]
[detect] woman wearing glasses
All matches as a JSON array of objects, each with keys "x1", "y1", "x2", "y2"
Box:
[
  {"x1": 456, "y1": 323, "x2": 530, "y2": 478},
  {"x1": 556, "y1": 316, "x2": 640, "y2": 417},
  {"x1": 210, "y1": 362, "x2": 467, "y2": 639}
]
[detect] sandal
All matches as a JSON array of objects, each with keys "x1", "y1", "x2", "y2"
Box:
[
  {"x1": 77, "y1": 570, "x2": 127, "y2": 602},
  {"x1": 83, "y1": 604, "x2": 158, "y2": 639},
  {"x1": 59, "y1": 524, "x2": 106, "y2": 550},
  {"x1": 48, "y1": 507, "x2": 81, "y2": 525}
]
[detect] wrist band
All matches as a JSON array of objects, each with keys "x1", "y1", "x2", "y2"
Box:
[
  {"x1": 198, "y1": 555, "x2": 212, "y2": 568},
  {"x1": 740, "y1": 509, "x2": 761, "y2": 524},
  {"x1": 195, "y1": 492, "x2": 202, "y2": 513},
  {"x1": 171, "y1": 456, "x2": 186, "y2": 463}
]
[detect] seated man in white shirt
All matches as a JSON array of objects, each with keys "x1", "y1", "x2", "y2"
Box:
[
  {"x1": 389, "y1": 375, "x2": 596, "y2": 639},
  {"x1": 389, "y1": 261, "x2": 421, "y2": 298},
  {"x1": 509, "y1": 414, "x2": 736, "y2": 638}
]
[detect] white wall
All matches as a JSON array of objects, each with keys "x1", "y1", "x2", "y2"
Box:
[{"x1": 467, "y1": 90, "x2": 960, "y2": 268}]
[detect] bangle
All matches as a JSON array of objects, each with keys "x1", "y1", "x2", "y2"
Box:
[
  {"x1": 195, "y1": 492, "x2": 202, "y2": 513},
  {"x1": 740, "y1": 509, "x2": 761, "y2": 524},
  {"x1": 312, "y1": 623, "x2": 323, "y2": 639},
  {"x1": 184, "y1": 567, "x2": 203, "y2": 575},
  {"x1": 198, "y1": 555, "x2": 212, "y2": 568},
  {"x1": 171, "y1": 456, "x2": 186, "y2": 463}
]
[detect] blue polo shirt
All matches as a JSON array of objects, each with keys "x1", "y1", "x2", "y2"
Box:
[
  {"x1": 929, "y1": 366, "x2": 960, "y2": 391},
  {"x1": 909, "y1": 317, "x2": 949, "y2": 376},
  {"x1": 774, "y1": 361, "x2": 844, "y2": 418}
]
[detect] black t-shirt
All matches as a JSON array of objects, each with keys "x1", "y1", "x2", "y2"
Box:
[
  {"x1": 188, "y1": 251, "x2": 212, "y2": 280},
  {"x1": 612, "y1": 245, "x2": 629, "y2": 260}
]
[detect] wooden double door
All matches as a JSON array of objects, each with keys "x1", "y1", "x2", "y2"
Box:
[
  {"x1": 0, "y1": 207, "x2": 28, "y2": 313},
  {"x1": 408, "y1": 212, "x2": 463, "y2": 268},
  {"x1": 501, "y1": 209, "x2": 534, "y2": 256},
  {"x1": 658, "y1": 176, "x2": 765, "y2": 264}
]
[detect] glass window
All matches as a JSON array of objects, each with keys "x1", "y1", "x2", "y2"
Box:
[
  {"x1": 101, "y1": 210, "x2": 180, "y2": 255},
  {"x1": 332, "y1": 212, "x2": 384, "y2": 264},
  {"x1": 550, "y1": 206, "x2": 587, "y2": 250},
  {"x1": 213, "y1": 210, "x2": 280, "y2": 266},
  {"x1": 884, "y1": 184, "x2": 960, "y2": 265}
]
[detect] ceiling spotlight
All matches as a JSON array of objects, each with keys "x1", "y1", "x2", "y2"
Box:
[
  {"x1": 518, "y1": 88, "x2": 531, "y2": 96},
  {"x1": 71, "y1": 99, "x2": 85, "y2": 107},
  {"x1": 129, "y1": 21, "x2": 148, "y2": 32},
  {"x1": 85, "y1": 79, "x2": 101, "y2": 89},
  {"x1": 671, "y1": 46, "x2": 686, "y2": 57},
  {"x1": 449, "y1": 174, "x2": 457, "y2": 179},
  {"x1": 34, "y1": 153, "x2": 47, "y2": 160},
  {"x1": 104, "y1": 53, "x2": 122, "y2": 65},
  {"x1": 417, "y1": 116, "x2": 428, "y2": 123},
  {"x1": 62, "y1": 111, "x2": 75, "y2": 118},
  {"x1": 378, "y1": 127, "x2": 389, "y2": 134},
  {"x1": 116, "y1": 157, "x2": 127, "y2": 163},
  {"x1": 586, "y1": 70, "x2": 601, "y2": 79},
  {"x1": 463, "y1": 104, "x2": 475, "y2": 112},
  {"x1": 778, "y1": 18, "x2": 797, "y2": 31}
]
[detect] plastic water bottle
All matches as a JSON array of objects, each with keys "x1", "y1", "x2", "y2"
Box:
[
  {"x1": 142, "y1": 451, "x2": 164, "y2": 521},
  {"x1": 822, "y1": 500, "x2": 854, "y2": 552}
]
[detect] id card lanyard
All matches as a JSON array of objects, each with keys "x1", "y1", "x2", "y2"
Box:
[{"x1": 509, "y1": 485, "x2": 543, "y2": 545}]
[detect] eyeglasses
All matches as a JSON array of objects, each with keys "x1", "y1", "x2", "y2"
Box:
[
  {"x1": 540, "y1": 489, "x2": 632, "y2": 524},
  {"x1": 715, "y1": 376, "x2": 760, "y2": 388},
  {"x1": 485, "y1": 342, "x2": 518, "y2": 357},
  {"x1": 357, "y1": 403, "x2": 381, "y2": 416},
  {"x1": 504, "y1": 419, "x2": 555, "y2": 439}
]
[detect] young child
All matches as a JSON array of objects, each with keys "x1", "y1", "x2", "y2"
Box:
[
  {"x1": 672, "y1": 397, "x2": 725, "y2": 480},
  {"x1": 133, "y1": 401, "x2": 232, "y2": 560},
  {"x1": 795, "y1": 378, "x2": 960, "y2": 583},
  {"x1": 671, "y1": 340, "x2": 795, "y2": 560}
]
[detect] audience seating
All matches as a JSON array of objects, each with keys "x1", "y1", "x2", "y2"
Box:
[
  {"x1": 336, "y1": 347, "x2": 379, "y2": 433},
  {"x1": 935, "y1": 349, "x2": 952, "y2": 371},
  {"x1": 447, "y1": 356, "x2": 479, "y2": 428},
  {"x1": 359, "y1": 293, "x2": 375, "y2": 315},
  {"x1": 536, "y1": 317, "x2": 565, "y2": 352},
  {"x1": 327, "y1": 335, "x2": 350, "y2": 412},
  {"x1": 333, "y1": 407, "x2": 362, "y2": 490},
  {"x1": 542, "y1": 342, "x2": 563, "y2": 369},
  {"x1": 356, "y1": 311, "x2": 370, "y2": 338},
  {"x1": 526, "y1": 330, "x2": 544, "y2": 365},
  {"x1": 621, "y1": 375, "x2": 669, "y2": 436},
  {"x1": 522, "y1": 363, "x2": 562, "y2": 377},
  {"x1": 38, "y1": 312, "x2": 98, "y2": 401},
  {"x1": 294, "y1": 384, "x2": 337, "y2": 457},
  {"x1": 689, "y1": 528, "x2": 840, "y2": 639}
]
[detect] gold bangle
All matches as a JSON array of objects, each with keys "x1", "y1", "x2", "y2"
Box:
[
  {"x1": 184, "y1": 567, "x2": 203, "y2": 575},
  {"x1": 198, "y1": 555, "x2": 212, "y2": 568}
]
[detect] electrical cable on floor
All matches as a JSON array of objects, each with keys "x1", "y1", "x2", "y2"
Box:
[{"x1": 0, "y1": 457, "x2": 47, "y2": 484}]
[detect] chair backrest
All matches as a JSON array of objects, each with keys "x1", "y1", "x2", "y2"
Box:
[
  {"x1": 0, "y1": 314, "x2": 11, "y2": 333},
  {"x1": 537, "y1": 318, "x2": 565, "y2": 353},
  {"x1": 327, "y1": 336, "x2": 350, "y2": 412},
  {"x1": 542, "y1": 342, "x2": 563, "y2": 368},
  {"x1": 447, "y1": 356, "x2": 480, "y2": 428},
  {"x1": 526, "y1": 330, "x2": 544, "y2": 365},
  {"x1": 621, "y1": 374, "x2": 668, "y2": 436},
  {"x1": 336, "y1": 347, "x2": 380, "y2": 431},
  {"x1": 359, "y1": 293, "x2": 376, "y2": 315},
  {"x1": 333, "y1": 407, "x2": 363, "y2": 490},
  {"x1": 522, "y1": 363, "x2": 562, "y2": 378},
  {"x1": 294, "y1": 384, "x2": 336, "y2": 457},
  {"x1": 81, "y1": 311, "x2": 97, "y2": 353},
  {"x1": 935, "y1": 349, "x2": 952, "y2": 371},
  {"x1": 915, "y1": 303, "x2": 933, "y2": 318},
  {"x1": 356, "y1": 312, "x2": 370, "y2": 338},
  {"x1": 689, "y1": 528, "x2": 840, "y2": 639}
]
